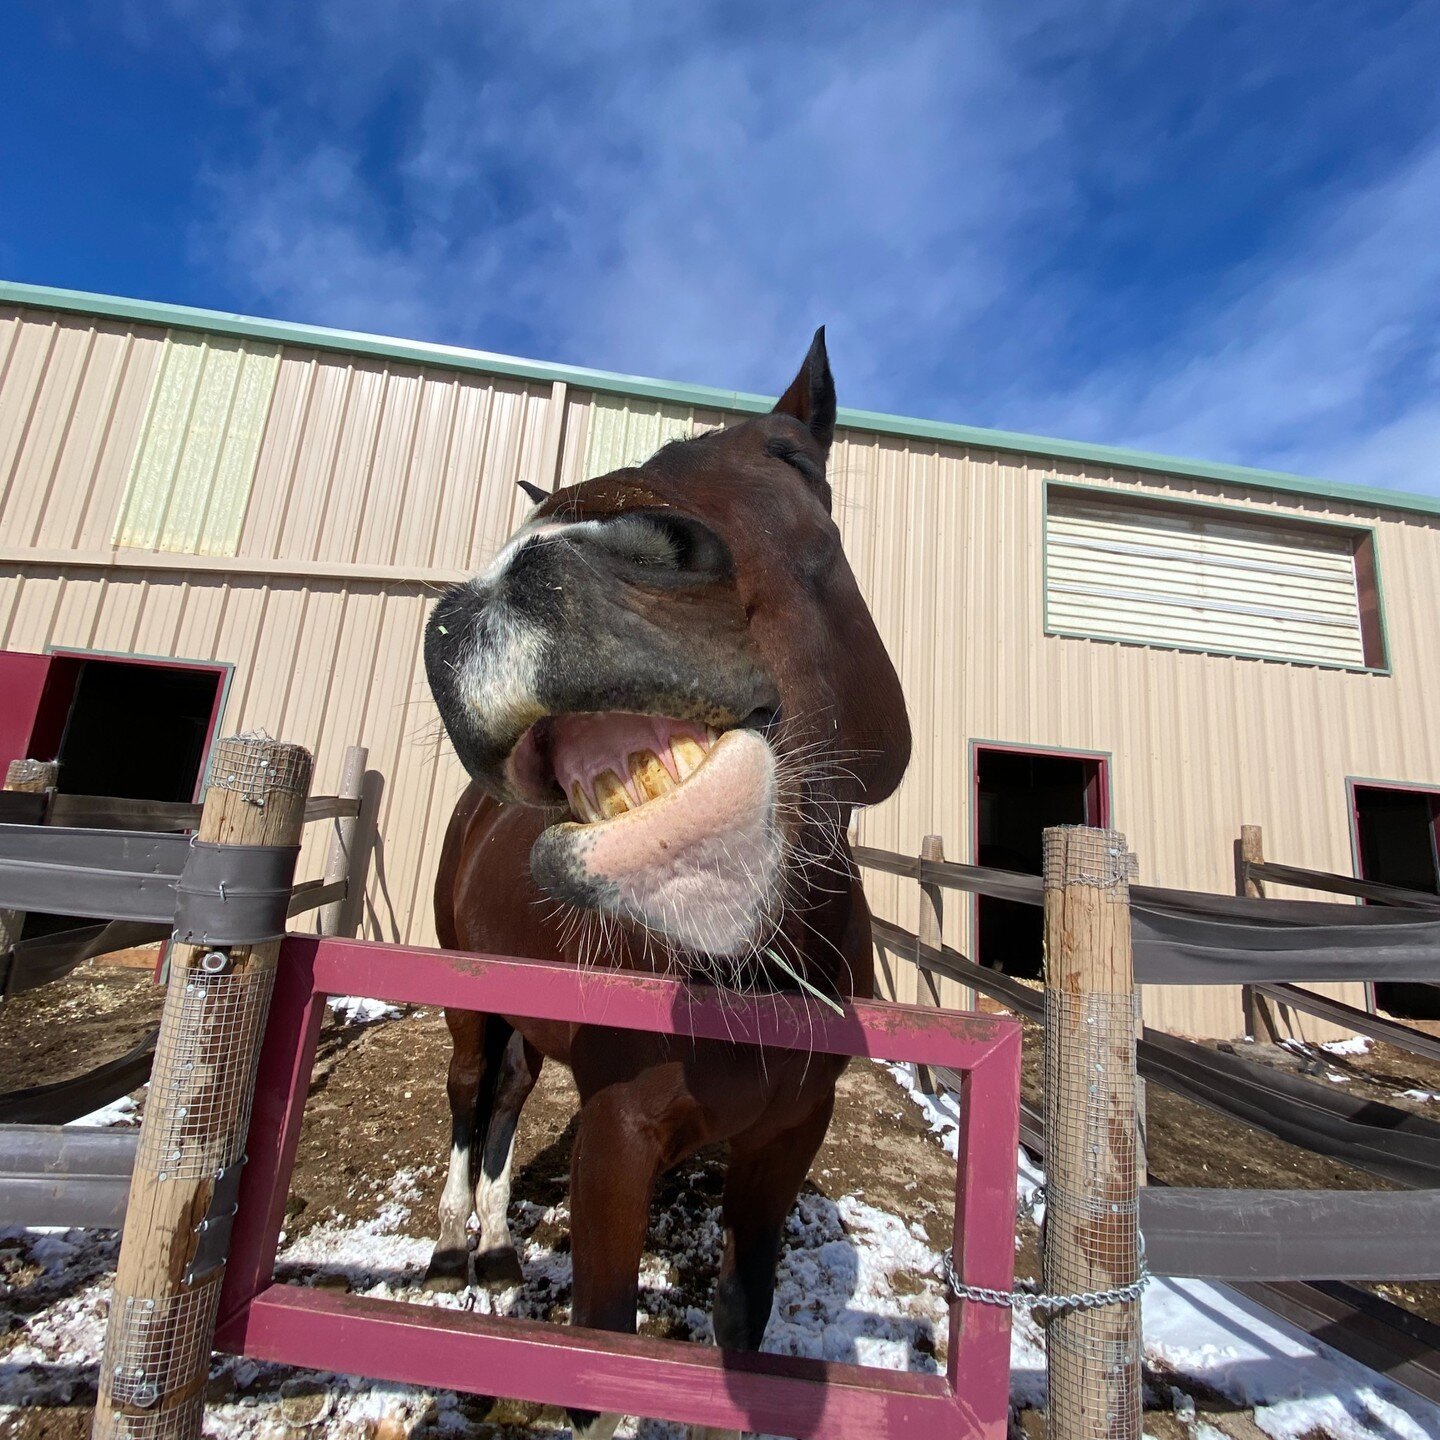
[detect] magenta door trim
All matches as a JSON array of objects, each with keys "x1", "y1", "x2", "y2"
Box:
[{"x1": 215, "y1": 935, "x2": 1022, "y2": 1439}]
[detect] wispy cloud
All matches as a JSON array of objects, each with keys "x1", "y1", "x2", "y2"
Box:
[
  {"x1": 187, "y1": 3, "x2": 1074, "y2": 399},
  {"x1": 105, "y1": 0, "x2": 1440, "y2": 493},
  {"x1": 1029, "y1": 139, "x2": 1440, "y2": 491}
]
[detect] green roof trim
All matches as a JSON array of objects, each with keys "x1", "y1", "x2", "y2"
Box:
[{"x1": 5, "y1": 277, "x2": 1438, "y2": 520}]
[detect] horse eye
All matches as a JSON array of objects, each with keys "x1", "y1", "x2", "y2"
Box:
[
  {"x1": 593, "y1": 516, "x2": 682, "y2": 567},
  {"x1": 599, "y1": 512, "x2": 733, "y2": 581}
]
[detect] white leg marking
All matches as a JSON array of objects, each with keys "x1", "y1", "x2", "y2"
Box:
[
  {"x1": 436, "y1": 1137, "x2": 472, "y2": 1251},
  {"x1": 474, "y1": 1032, "x2": 533, "y2": 1263},
  {"x1": 474, "y1": 1135, "x2": 519, "y2": 1256},
  {"x1": 572, "y1": 1414, "x2": 621, "y2": 1440}
]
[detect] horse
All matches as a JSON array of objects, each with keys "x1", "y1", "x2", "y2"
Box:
[{"x1": 422, "y1": 330, "x2": 911, "y2": 1439}]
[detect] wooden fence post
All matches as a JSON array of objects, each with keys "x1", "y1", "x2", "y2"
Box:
[
  {"x1": 1237, "y1": 824, "x2": 1280, "y2": 1043},
  {"x1": 92, "y1": 736, "x2": 312, "y2": 1440},
  {"x1": 1042, "y1": 825, "x2": 1142, "y2": 1440},
  {"x1": 318, "y1": 744, "x2": 368, "y2": 938},
  {"x1": 1, "y1": 760, "x2": 59, "y2": 970},
  {"x1": 914, "y1": 834, "x2": 944, "y2": 1095}
]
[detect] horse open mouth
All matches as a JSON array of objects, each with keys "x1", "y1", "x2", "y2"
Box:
[{"x1": 515, "y1": 711, "x2": 784, "y2": 957}]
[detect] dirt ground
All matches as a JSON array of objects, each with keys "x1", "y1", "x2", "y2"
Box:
[{"x1": 3, "y1": 963, "x2": 1439, "y2": 1436}]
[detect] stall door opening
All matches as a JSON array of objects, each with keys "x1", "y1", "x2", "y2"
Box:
[
  {"x1": 15, "y1": 654, "x2": 225, "y2": 948},
  {"x1": 51, "y1": 658, "x2": 224, "y2": 802},
  {"x1": 1354, "y1": 783, "x2": 1440, "y2": 1019},
  {"x1": 975, "y1": 746, "x2": 1108, "y2": 979}
]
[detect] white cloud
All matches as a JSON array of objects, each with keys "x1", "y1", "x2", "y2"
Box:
[
  {"x1": 189, "y1": 3, "x2": 1073, "y2": 401},
  {"x1": 1030, "y1": 138, "x2": 1440, "y2": 492},
  {"x1": 131, "y1": 0, "x2": 1440, "y2": 495}
]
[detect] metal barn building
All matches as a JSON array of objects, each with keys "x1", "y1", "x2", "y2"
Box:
[{"x1": 3, "y1": 279, "x2": 1438, "y2": 1040}]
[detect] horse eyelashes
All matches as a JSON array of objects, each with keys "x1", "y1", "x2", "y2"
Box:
[{"x1": 763, "y1": 437, "x2": 826, "y2": 488}]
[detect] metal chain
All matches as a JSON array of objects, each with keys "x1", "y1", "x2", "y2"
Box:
[{"x1": 941, "y1": 1187, "x2": 1152, "y2": 1313}]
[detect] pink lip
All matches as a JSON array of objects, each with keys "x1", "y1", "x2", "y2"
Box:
[{"x1": 505, "y1": 720, "x2": 557, "y2": 805}]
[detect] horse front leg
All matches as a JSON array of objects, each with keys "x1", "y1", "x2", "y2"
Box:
[
  {"x1": 425, "y1": 1010, "x2": 511, "y2": 1292},
  {"x1": 472, "y1": 1030, "x2": 543, "y2": 1286},
  {"x1": 565, "y1": 1086, "x2": 666, "y2": 1440},
  {"x1": 695, "y1": 1097, "x2": 837, "y2": 1440}
]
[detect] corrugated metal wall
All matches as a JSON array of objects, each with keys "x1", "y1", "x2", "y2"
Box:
[
  {"x1": 5, "y1": 302, "x2": 1440, "y2": 1038},
  {"x1": 115, "y1": 333, "x2": 280, "y2": 555}
]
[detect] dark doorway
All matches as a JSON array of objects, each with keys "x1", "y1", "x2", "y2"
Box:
[
  {"x1": 53, "y1": 659, "x2": 222, "y2": 802},
  {"x1": 1353, "y1": 782, "x2": 1440, "y2": 1019},
  {"x1": 975, "y1": 746, "x2": 1108, "y2": 979}
]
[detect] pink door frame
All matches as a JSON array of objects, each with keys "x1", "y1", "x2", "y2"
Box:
[
  {"x1": 213, "y1": 936, "x2": 1023, "y2": 1439},
  {"x1": 0, "y1": 650, "x2": 54, "y2": 773}
]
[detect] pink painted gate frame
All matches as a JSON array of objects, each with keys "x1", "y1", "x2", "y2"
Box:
[{"x1": 215, "y1": 936, "x2": 1021, "y2": 1439}]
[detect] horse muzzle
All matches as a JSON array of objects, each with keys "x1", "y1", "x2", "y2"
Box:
[{"x1": 424, "y1": 522, "x2": 787, "y2": 958}]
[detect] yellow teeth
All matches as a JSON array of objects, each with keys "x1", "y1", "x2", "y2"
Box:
[
  {"x1": 672, "y1": 735, "x2": 708, "y2": 780},
  {"x1": 592, "y1": 771, "x2": 632, "y2": 819},
  {"x1": 566, "y1": 727, "x2": 725, "y2": 824},
  {"x1": 628, "y1": 750, "x2": 676, "y2": 801},
  {"x1": 569, "y1": 782, "x2": 601, "y2": 823}
]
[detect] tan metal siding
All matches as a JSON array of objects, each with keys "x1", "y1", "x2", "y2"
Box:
[
  {"x1": 0, "y1": 308, "x2": 166, "y2": 552},
  {"x1": 113, "y1": 333, "x2": 280, "y2": 555},
  {"x1": 237, "y1": 350, "x2": 549, "y2": 574},
  {"x1": 6, "y1": 302, "x2": 1440, "y2": 1039},
  {"x1": 831, "y1": 439, "x2": 1440, "y2": 1037},
  {"x1": 582, "y1": 394, "x2": 695, "y2": 475}
]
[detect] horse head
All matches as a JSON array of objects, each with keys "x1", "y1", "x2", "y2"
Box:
[{"x1": 425, "y1": 331, "x2": 910, "y2": 973}]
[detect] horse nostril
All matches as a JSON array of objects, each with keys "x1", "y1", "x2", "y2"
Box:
[{"x1": 741, "y1": 706, "x2": 780, "y2": 736}]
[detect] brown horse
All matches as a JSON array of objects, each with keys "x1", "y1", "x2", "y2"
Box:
[{"x1": 422, "y1": 332, "x2": 910, "y2": 1439}]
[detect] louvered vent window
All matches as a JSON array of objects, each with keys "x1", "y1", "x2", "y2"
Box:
[{"x1": 1045, "y1": 487, "x2": 1384, "y2": 669}]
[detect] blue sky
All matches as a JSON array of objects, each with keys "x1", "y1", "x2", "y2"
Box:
[{"x1": 5, "y1": 2, "x2": 1440, "y2": 491}]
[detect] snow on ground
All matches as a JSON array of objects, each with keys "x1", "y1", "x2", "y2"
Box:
[
  {"x1": 5, "y1": 1059, "x2": 1440, "y2": 1439},
  {"x1": 887, "y1": 1061, "x2": 1440, "y2": 1440},
  {"x1": 1318, "y1": 1036, "x2": 1372, "y2": 1058},
  {"x1": 65, "y1": 1092, "x2": 140, "y2": 1128},
  {"x1": 328, "y1": 995, "x2": 405, "y2": 1025},
  {"x1": 1, "y1": 1161, "x2": 958, "y2": 1439}
]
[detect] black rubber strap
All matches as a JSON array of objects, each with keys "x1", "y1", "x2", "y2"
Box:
[{"x1": 172, "y1": 840, "x2": 300, "y2": 946}]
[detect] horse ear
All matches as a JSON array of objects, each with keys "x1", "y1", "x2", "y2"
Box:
[
  {"x1": 771, "y1": 326, "x2": 836, "y2": 454},
  {"x1": 517, "y1": 480, "x2": 550, "y2": 506}
]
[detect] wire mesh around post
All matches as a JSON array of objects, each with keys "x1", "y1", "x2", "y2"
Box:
[
  {"x1": 92, "y1": 736, "x2": 312, "y2": 1440},
  {"x1": 1041, "y1": 826, "x2": 1143, "y2": 1440}
]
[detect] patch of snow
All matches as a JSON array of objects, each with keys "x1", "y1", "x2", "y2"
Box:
[
  {"x1": 327, "y1": 994, "x2": 403, "y2": 1025},
  {"x1": 882, "y1": 1061, "x2": 959, "y2": 1157},
  {"x1": 1402, "y1": 1089, "x2": 1440, "y2": 1103},
  {"x1": 66, "y1": 1093, "x2": 140, "y2": 1128},
  {"x1": 1318, "y1": 1035, "x2": 1372, "y2": 1057},
  {"x1": 0, "y1": 1135, "x2": 978, "y2": 1440},
  {"x1": 883, "y1": 1065, "x2": 1440, "y2": 1440},
  {"x1": 1145, "y1": 1275, "x2": 1437, "y2": 1440}
]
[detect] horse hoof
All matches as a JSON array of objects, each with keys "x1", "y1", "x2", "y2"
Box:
[
  {"x1": 423, "y1": 1247, "x2": 471, "y2": 1292},
  {"x1": 473, "y1": 1245, "x2": 525, "y2": 1288}
]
